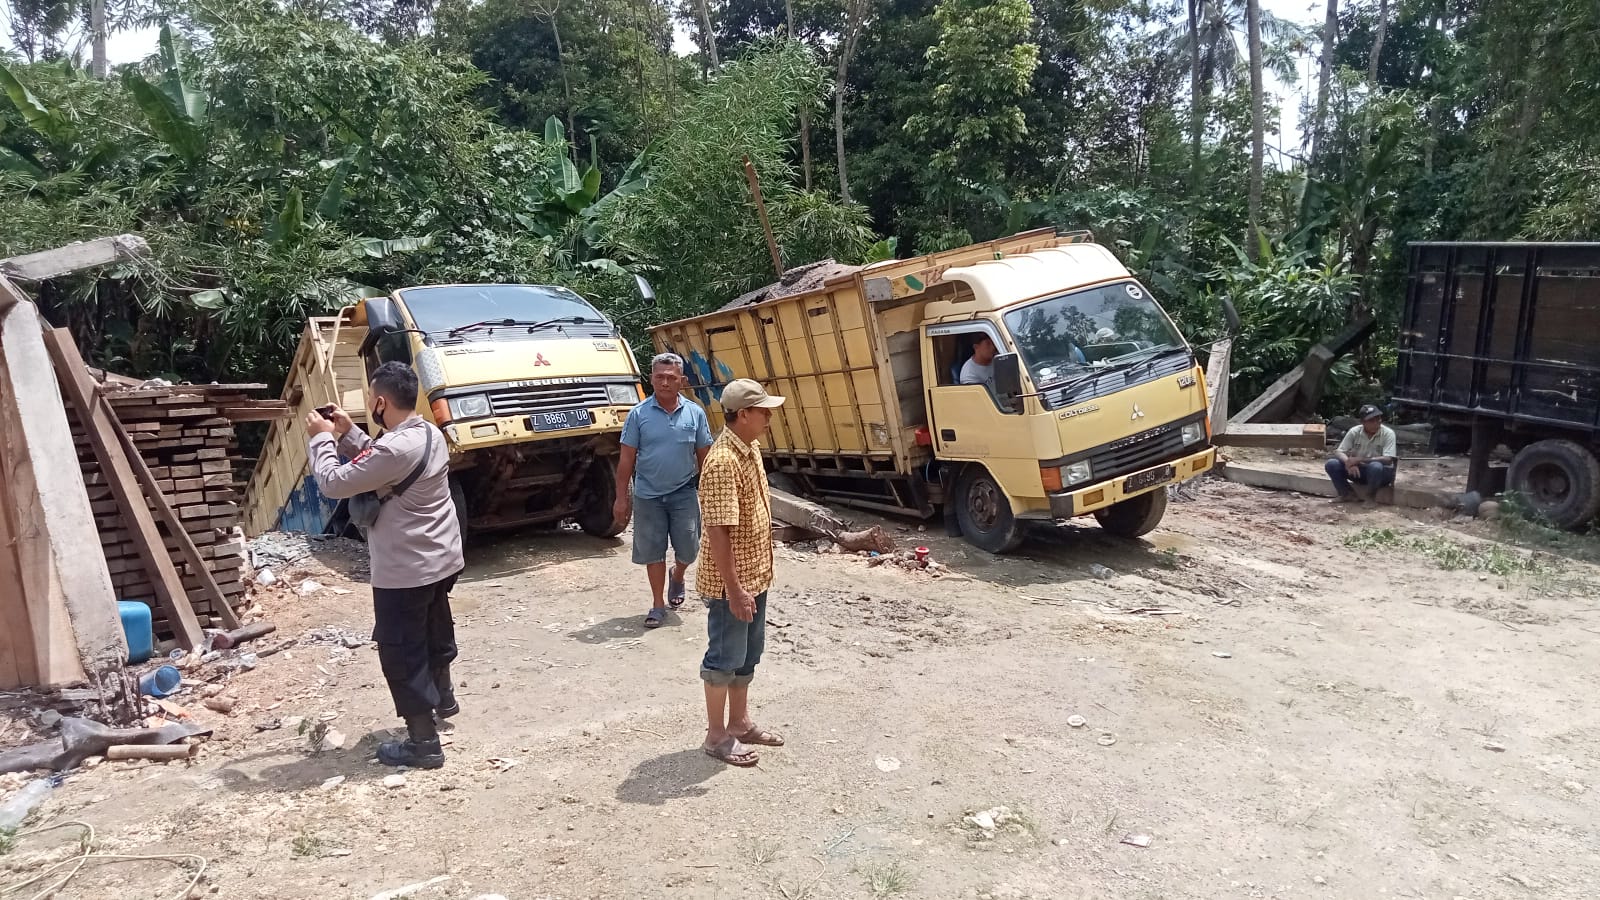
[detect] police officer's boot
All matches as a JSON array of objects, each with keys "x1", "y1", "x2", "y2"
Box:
[
  {"x1": 377, "y1": 714, "x2": 445, "y2": 769},
  {"x1": 434, "y1": 665, "x2": 460, "y2": 720}
]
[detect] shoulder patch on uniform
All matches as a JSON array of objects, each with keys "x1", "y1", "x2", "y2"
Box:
[{"x1": 353, "y1": 448, "x2": 376, "y2": 464}]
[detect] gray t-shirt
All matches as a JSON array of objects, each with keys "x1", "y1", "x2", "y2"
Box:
[{"x1": 960, "y1": 357, "x2": 994, "y2": 386}]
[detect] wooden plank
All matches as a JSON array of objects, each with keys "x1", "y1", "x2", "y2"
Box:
[
  {"x1": 219, "y1": 406, "x2": 292, "y2": 422},
  {"x1": 1212, "y1": 422, "x2": 1327, "y2": 449},
  {"x1": 0, "y1": 234, "x2": 149, "y2": 283},
  {"x1": 43, "y1": 327, "x2": 205, "y2": 649}
]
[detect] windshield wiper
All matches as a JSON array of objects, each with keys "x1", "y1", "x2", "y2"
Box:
[
  {"x1": 1042, "y1": 368, "x2": 1112, "y2": 399},
  {"x1": 444, "y1": 315, "x2": 604, "y2": 338},
  {"x1": 1123, "y1": 345, "x2": 1192, "y2": 377}
]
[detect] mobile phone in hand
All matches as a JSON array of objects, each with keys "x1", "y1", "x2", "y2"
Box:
[{"x1": 316, "y1": 404, "x2": 336, "y2": 421}]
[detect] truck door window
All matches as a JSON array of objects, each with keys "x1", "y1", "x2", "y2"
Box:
[{"x1": 929, "y1": 326, "x2": 1015, "y2": 414}]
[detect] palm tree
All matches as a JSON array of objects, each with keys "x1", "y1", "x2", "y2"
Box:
[
  {"x1": 1246, "y1": 0, "x2": 1263, "y2": 258},
  {"x1": 1163, "y1": 0, "x2": 1301, "y2": 188}
]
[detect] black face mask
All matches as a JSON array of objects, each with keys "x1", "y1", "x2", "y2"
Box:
[{"x1": 372, "y1": 397, "x2": 389, "y2": 431}]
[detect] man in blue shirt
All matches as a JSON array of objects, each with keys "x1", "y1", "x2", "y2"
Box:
[{"x1": 614, "y1": 353, "x2": 715, "y2": 627}]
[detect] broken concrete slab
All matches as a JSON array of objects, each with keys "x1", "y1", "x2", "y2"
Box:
[
  {"x1": 1213, "y1": 423, "x2": 1327, "y2": 450},
  {"x1": 1218, "y1": 460, "x2": 1452, "y2": 509}
]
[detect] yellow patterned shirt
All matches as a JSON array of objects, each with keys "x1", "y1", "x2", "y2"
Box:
[{"x1": 696, "y1": 427, "x2": 774, "y2": 598}]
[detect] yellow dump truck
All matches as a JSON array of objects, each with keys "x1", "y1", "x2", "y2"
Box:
[
  {"x1": 245, "y1": 284, "x2": 645, "y2": 537},
  {"x1": 649, "y1": 229, "x2": 1216, "y2": 552}
]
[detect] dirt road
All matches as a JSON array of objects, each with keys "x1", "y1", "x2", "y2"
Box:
[{"x1": 5, "y1": 477, "x2": 1600, "y2": 899}]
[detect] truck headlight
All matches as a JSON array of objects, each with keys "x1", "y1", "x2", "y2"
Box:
[
  {"x1": 448, "y1": 394, "x2": 491, "y2": 419},
  {"x1": 607, "y1": 383, "x2": 640, "y2": 405},
  {"x1": 1061, "y1": 460, "x2": 1093, "y2": 486},
  {"x1": 1181, "y1": 422, "x2": 1205, "y2": 445}
]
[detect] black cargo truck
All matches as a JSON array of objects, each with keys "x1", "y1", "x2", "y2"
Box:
[{"x1": 1394, "y1": 242, "x2": 1600, "y2": 528}]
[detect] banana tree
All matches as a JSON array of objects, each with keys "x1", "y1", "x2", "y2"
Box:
[
  {"x1": 121, "y1": 25, "x2": 209, "y2": 168},
  {"x1": 515, "y1": 115, "x2": 648, "y2": 266}
]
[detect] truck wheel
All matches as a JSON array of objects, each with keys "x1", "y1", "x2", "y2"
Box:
[
  {"x1": 953, "y1": 466, "x2": 1025, "y2": 553},
  {"x1": 577, "y1": 457, "x2": 626, "y2": 538},
  {"x1": 1506, "y1": 439, "x2": 1600, "y2": 529},
  {"x1": 1094, "y1": 488, "x2": 1168, "y2": 538},
  {"x1": 449, "y1": 476, "x2": 469, "y2": 535}
]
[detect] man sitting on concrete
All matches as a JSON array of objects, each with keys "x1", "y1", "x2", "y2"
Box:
[{"x1": 1326, "y1": 404, "x2": 1398, "y2": 503}]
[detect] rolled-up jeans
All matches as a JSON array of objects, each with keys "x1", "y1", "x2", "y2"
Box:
[
  {"x1": 700, "y1": 591, "x2": 768, "y2": 687},
  {"x1": 1326, "y1": 458, "x2": 1395, "y2": 497}
]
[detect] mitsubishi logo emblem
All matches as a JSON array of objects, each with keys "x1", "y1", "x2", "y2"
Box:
[
  {"x1": 1130, "y1": 404, "x2": 1146, "y2": 421},
  {"x1": 534, "y1": 353, "x2": 551, "y2": 367}
]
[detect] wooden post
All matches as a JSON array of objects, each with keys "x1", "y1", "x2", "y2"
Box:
[
  {"x1": 0, "y1": 280, "x2": 122, "y2": 687},
  {"x1": 43, "y1": 328, "x2": 205, "y2": 649},
  {"x1": 743, "y1": 157, "x2": 785, "y2": 277}
]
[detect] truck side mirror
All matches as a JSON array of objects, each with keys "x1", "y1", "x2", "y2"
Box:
[
  {"x1": 634, "y1": 275, "x2": 657, "y2": 307},
  {"x1": 363, "y1": 297, "x2": 404, "y2": 337},
  {"x1": 993, "y1": 352, "x2": 1024, "y2": 412},
  {"x1": 358, "y1": 296, "x2": 406, "y2": 357}
]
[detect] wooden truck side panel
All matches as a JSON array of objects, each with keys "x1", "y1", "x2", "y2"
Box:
[
  {"x1": 242, "y1": 315, "x2": 369, "y2": 536},
  {"x1": 653, "y1": 276, "x2": 896, "y2": 463}
]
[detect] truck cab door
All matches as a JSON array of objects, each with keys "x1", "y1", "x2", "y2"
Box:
[{"x1": 923, "y1": 323, "x2": 1040, "y2": 496}]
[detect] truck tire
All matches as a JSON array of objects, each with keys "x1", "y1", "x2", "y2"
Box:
[
  {"x1": 1506, "y1": 439, "x2": 1600, "y2": 529},
  {"x1": 449, "y1": 476, "x2": 469, "y2": 535},
  {"x1": 577, "y1": 457, "x2": 626, "y2": 538},
  {"x1": 953, "y1": 466, "x2": 1025, "y2": 554},
  {"x1": 1094, "y1": 488, "x2": 1168, "y2": 538}
]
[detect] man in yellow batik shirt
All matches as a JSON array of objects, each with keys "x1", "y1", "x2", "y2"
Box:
[{"x1": 696, "y1": 379, "x2": 787, "y2": 767}]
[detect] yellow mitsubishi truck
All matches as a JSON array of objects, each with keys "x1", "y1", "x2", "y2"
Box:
[
  {"x1": 348, "y1": 283, "x2": 644, "y2": 535},
  {"x1": 649, "y1": 229, "x2": 1216, "y2": 552}
]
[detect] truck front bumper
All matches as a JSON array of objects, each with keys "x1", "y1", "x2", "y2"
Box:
[
  {"x1": 1047, "y1": 447, "x2": 1216, "y2": 518},
  {"x1": 442, "y1": 405, "x2": 634, "y2": 453}
]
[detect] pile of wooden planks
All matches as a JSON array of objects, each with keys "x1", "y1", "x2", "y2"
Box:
[{"x1": 66, "y1": 382, "x2": 288, "y2": 642}]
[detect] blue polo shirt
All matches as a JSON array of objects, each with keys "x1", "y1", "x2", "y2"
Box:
[{"x1": 620, "y1": 394, "x2": 714, "y2": 498}]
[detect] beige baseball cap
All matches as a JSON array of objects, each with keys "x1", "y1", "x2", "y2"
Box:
[{"x1": 721, "y1": 378, "x2": 786, "y2": 413}]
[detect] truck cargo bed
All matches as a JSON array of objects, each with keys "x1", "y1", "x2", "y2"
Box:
[
  {"x1": 1395, "y1": 242, "x2": 1600, "y2": 433},
  {"x1": 242, "y1": 315, "x2": 369, "y2": 535}
]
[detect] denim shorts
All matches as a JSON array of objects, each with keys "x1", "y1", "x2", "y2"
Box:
[
  {"x1": 700, "y1": 591, "x2": 768, "y2": 686},
  {"x1": 631, "y1": 482, "x2": 701, "y2": 565}
]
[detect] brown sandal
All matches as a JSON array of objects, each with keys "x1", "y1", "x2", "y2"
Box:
[
  {"x1": 704, "y1": 737, "x2": 760, "y2": 767},
  {"x1": 736, "y1": 726, "x2": 785, "y2": 747}
]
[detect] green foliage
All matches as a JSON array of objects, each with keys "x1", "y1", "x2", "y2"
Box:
[
  {"x1": 1203, "y1": 239, "x2": 1358, "y2": 403},
  {"x1": 905, "y1": 0, "x2": 1038, "y2": 213},
  {"x1": 599, "y1": 41, "x2": 874, "y2": 321},
  {"x1": 1344, "y1": 527, "x2": 1542, "y2": 578}
]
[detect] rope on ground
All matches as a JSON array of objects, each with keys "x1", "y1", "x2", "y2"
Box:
[{"x1": 1, "y1": 821, "x2": 208, "y2": 900}]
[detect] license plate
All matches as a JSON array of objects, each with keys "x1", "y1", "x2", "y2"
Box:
[
  {"x1": 1123, "y1": 464, "x2": 1175, "y2": 493},
  {"x1": 528, "y1": 408, "x2": 593, "y2": 433}
]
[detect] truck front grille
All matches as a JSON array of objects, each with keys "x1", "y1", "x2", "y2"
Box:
[
  {"x1": 1085, "y1": 421, "x2": 1193, "y2": 482},
  {"x1": 488, "y1": 384, "x2": 611, "y2": 417}
]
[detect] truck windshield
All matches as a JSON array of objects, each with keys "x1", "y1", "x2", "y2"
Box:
[
  {"x1": 1002, "y1": 281, "x2": 1185, "y2": 388},
  {"x1": 398, "y1": 285, "x2": 609, "y2": 338}
]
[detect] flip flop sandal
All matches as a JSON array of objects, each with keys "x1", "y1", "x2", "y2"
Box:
[
  {"x1": 644, "y1": 608, "x2": 666, "y2": 628},
  {"x1": 667, "y1": 578, "x2": 686, "y2": 609},
  {"x1": 736, "y1": 726, "x2": 785, "y2": 747},
  {"x1": 703, "y1": 737, "x2": 759, "y2": 767}
]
